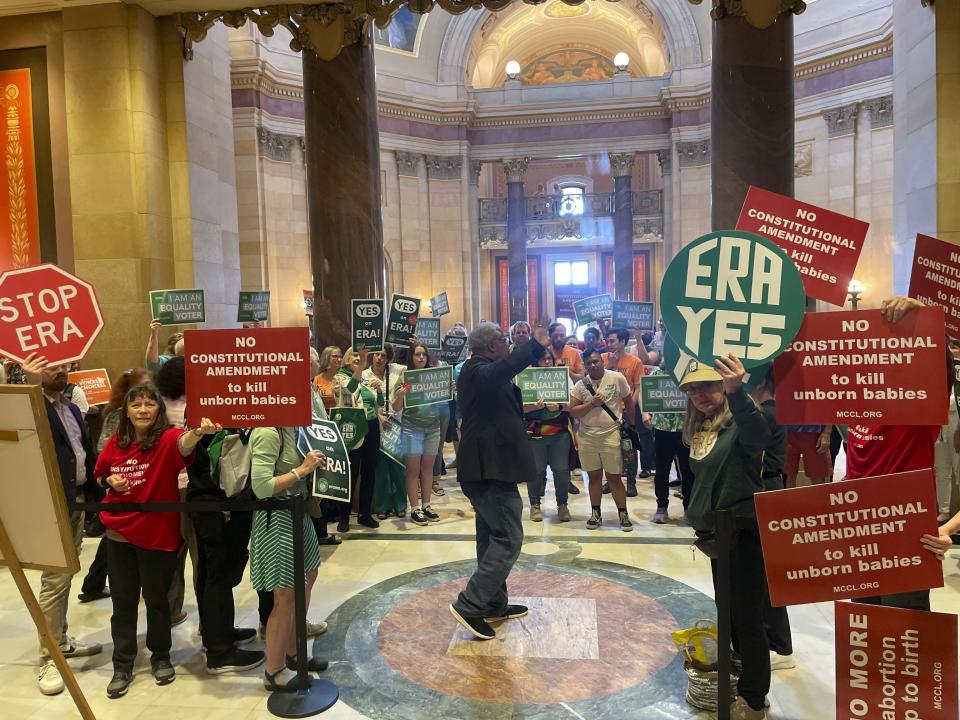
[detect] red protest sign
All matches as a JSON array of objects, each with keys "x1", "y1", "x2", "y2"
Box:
[
  {"x1": 184, "y1": 327, "x2": 311, "y2": 428},
  {"x1": 736, "y1": 186, "x2": 868, "y2": 306},
  {"x1": 774, "y1": 307, "x2": 948, "y2": 426},
  {"x1": 907, "y1": 233, "x2": 960, "y2": 337},
  {"x1": 0, "y1": 263, "x2": 104, "y2": 365},
  {"x1": 755, "y1": 470, "x2": 942, "y2": 607},
  {"x1": 68, "y1": 368, "x2": 111, "y2": 405},
  {"x1": 836, "y1": 602, "x2": 958, "y2": 720}
]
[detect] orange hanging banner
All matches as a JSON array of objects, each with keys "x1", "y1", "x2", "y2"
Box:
[{"x1": 0, "y1": 69, "x2": 41, "y2": 272}]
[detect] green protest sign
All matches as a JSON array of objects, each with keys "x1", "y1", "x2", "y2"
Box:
[
  {"x1": 329, "y1": 406, "x2": 368, "y2": 451},
  {"x1": 150, "y1": 289, "x2": 205, "y2": 325},
  {"x1": 386, "y1": 293, "x2": 420, "y2": 345},
  {"x1": 416, "y1": 317, "x2": 441, "y2": 349},
  {"x1": 640, "y1": 375, "x2": 686, "y2": 414},
  {"x1": 440, "y1": 334, "x2": 467, "y2": 365},
  {"x1": 237, "y1": 291, "x2": 270, "y2": 323},
  {"x1": 296, "y1": 421, "x2": 350, "y2": 502},
  {"x1": 403, "y1": 365, "x2": 453, "y2": 408},
  {"x1": 351, "y1": 298, "x2": 384, "y2": 352},
  {"x1": 612, "y1": 300, "x2": 655, "y2": 332},
  {"x1": 660, "y1": 230, "x2": 805, "y2": 370},
  {"x1": 573, "y1": 293, "x2": 613, "y2": 325},
  {"x1": 379, "y1": 418, "x2": 405, "y2": 467},
  {"x1": 743, "y1": 362, "x2": 771, "y2": 392},
  {"x1": 663, "y1": 333, "x2": 697, "y2": 385},
  {"x1": 516, "y1": 367, "x2": 570, "y2": 403},
  {"x1": 430, "y1": 292, "x2": 450, "y2": 317}
]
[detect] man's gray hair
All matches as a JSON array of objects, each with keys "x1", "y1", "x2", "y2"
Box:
[{"x1": 468, "y1": 322, "x2": 505, "y2": 353}]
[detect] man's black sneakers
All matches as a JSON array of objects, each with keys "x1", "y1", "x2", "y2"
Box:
[
  {"x1": 449, "y1": 604, "x2": 496, "y2": 640},
  {"x1": 485, "y1": 604, "x2": 529, "y2": 622}
]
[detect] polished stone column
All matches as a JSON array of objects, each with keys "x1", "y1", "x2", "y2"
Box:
[
  {"x1": 657, "y1": 148, "x2": 674, "y2": 265},
  {"x1": 303, "y1": 33, "x2": 384, "y2": 349},
  {"x1": 465, "y1": 160, "x2": 483, "y2": 325},
  {"x1": 705, "y1": 1, "x2": 802, "y2": 230},
  {"x1": 503, "y1": 158, "x2": 529, "y2": 325},
  {"x1": 609, "y1": 152, "x2": 636, "y2": 300}
]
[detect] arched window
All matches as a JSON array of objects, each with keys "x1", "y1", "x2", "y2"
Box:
[{"x1": 558, "y1": 185, "x2": 585, "y2": 216}]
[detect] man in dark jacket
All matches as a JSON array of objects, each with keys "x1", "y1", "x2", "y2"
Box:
[
  {"x1": 22, "y1": 352, "x2": 103, "y2": 696},
  {"x1": 450, "y1": 322, "x2": 549, "y2": 639}
]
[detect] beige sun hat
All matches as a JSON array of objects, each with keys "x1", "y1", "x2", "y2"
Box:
[{"x1": 678, "y1": 359, "x2": 723, "y2": 388}]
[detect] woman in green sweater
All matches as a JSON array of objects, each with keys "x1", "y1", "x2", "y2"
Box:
[
  {"x1": 333, "y1": 347, "x2": 383, "y2": 532},
  {"x1": 680, "y1": 354, "x2": 772, "y2": 720}
]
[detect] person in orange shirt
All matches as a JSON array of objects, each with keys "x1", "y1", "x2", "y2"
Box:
[
  {"x1": 546, "y1": 322, "x2": 586, "y2": 382},
  {"x1": 601, "y1": 328, "x2": 644, "y2": 497}
]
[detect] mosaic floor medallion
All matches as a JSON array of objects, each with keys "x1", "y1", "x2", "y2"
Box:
[{"x1": 311, "y1": 547, "x2": 715, "y2": 719}]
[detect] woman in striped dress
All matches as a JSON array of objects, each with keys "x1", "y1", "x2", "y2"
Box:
[{"x1": 249, "y1": 426, "x2": 325, "y2": 691}]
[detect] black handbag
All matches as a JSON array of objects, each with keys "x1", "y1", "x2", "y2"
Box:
[{"x1": 583, "y1": 381, "x2": 641, "y2": 451}]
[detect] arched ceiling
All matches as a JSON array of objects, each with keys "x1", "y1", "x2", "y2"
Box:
[{"x1": 469, "y1": 0, "x2": 670, "y2": 88}]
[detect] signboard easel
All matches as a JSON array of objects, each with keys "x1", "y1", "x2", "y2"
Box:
[{"x1": 0, "y1": 385, "x2": 94, "y2": 719}]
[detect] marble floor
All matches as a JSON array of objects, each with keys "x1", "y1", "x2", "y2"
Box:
[{"x1": 2, "y1": 455, "x2": 958, "y2": 720}]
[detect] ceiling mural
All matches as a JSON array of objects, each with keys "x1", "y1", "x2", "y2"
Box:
[
  {"x1": 374, "y1": 7, "x2": 426, "y2": 55},
  {"x1": 521, "y1": 47, "x2": 618, "y2": 85}
]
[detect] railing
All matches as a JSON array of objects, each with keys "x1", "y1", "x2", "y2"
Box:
[{"x1": 478, "y1": 189, "x2": 663, "y2": 248}]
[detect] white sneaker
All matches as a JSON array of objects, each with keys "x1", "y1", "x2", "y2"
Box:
[
  {"x1": 305, "y1": 620, "x2": 328, "y2": 637},
  {"x1": 38, "y1": 660, "x2": 64, "y2": 695},
  {"x1": 770, "y1": 651, "x2": 796, "y2": 670}
]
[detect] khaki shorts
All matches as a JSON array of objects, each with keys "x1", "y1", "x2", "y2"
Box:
[{"x1": 576, "y1": 430, "x2": 623, "y2": 475}]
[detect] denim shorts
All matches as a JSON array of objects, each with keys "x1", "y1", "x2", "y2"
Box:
[{"x1": 401, "y1": 422, "x2": 441, "y2": 457}]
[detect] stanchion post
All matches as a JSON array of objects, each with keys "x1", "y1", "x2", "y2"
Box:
[
  {"x1": 715, "y1": 509, "x2": 736, "y2": 720},
  {"x1": 266, "y1": 493, "x2": 339, "y2": 718}
]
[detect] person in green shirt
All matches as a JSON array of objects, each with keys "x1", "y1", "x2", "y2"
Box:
[
  {"x1": 679, "y1": 354, "x2": 771, "y2": 720},
  {"x1": 332, "y1": 348, "x2": 384, "y2": 532},
  {"x1": 392, "y1": 343, "x2": 444, "y2": 526}
]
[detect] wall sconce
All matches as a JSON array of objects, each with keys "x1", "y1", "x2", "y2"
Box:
[
  {"x1": 613, "y1": 52, "x2": 630, "y2": 74},
  {"x1": 505, "y1": 60, "x2": 521, "y2": 81},
  {"x1": 847, "y1": 279, "x2": 864, "y2": 310}
]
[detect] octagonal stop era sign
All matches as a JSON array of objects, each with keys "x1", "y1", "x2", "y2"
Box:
[{"x1": 0, "y1": 263, "x2": 105, "y2": 366}]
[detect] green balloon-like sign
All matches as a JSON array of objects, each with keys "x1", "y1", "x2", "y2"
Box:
[{"x1": 660, "y1": 230, "x2": 806, "y2": 371}]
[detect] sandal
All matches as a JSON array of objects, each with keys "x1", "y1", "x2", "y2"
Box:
[
  {"x1": 432, "y1": 481, "x2": 445, "y2": 497},
  {"x1": 397, "y1": 509, "x2": 407, "y2": 518},
  {"x1": 376, "y1": 512, "x2": 389, "y2": 521},
  {"x1": 317, "y1": 534, "x2": 342, "y2": 546},
  {"x1": 263, "y1": 667, "x2": 299, "y2": 692}
]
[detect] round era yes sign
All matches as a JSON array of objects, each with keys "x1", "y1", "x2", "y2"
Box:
[
  {"x1": 0, "y1": 263, "x2": 105, "y2": 365},
  {"x1": 660, "y1": 231, "x2": 805, "y2": 370}
]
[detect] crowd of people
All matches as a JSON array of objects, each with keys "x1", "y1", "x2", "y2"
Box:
[{"x1": 4, "y1": 295, "x2": 959, "y2": 720}]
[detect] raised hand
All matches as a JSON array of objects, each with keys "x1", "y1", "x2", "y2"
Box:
[
  {"x1": 714, "y1": 353, "x2": 746, "y2": 395},
  {"x1": 21, "y1": 352, "x2": 47, "y2": 384}
]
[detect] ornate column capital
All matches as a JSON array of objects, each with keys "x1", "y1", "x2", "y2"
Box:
[
  {"x1": 502, "y1": 158, "x2": 530, "y2": 184},
  {"x1": 656, "y1": 149, "x2": 672, "y2": 175},
  {"x1": 862, "y1": 95, "x2": 893, "y2": 129},
  {"x1": 822, "y1": 102, "x2": 860, "y2": 137},
  {"x1": 257, "y1": 126, "x2": 300, "y2": 162},
  {"x1": 608, "y1": 152, "x2": 636, "y2": 178},
  {"x1": 177, "y1": 3, "x2": 373, "y2": 61},
  {"x1": 469, "y1": 161, "x2": 482, "y2": 186},
  {"x1": 688, "y1": 0, "x2": 806, "y2": 29},
  {"x1": 395, "y1": 151, "x2": 421, "y2": 177},
  {"x1": 424, "y1": 154, "x2": 463, "y2": 180},
  {"x1": 676, "y1": 139, "x2": 711, "y2": 167}
]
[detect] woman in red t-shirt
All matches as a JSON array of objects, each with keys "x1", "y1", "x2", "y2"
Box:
[{"x1": 94, "y1": 384, "x2": 220, "y2": 699}]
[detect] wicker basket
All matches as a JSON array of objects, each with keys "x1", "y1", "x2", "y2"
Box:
[{"x1": 683, "y1": 663, "x2": 740, "y2": 712}]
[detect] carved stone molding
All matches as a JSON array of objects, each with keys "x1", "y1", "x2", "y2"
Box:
[
  {"x1": 862, "y1": 95, "x2": 893, "y2": 129},
  {"x1": 424, "y1": 154, "x2": 463, "y2": 180},
  {"x1": 395, "y1": 151, "x2": 421, "y2": 177},
  {"x1": 794, "y1": 140, "x2": 813, "y2": 178},
  {"x1": 469, "y1": 161, "x2": 482, "y2": 186},
  {"x1": 608, "y1": 152, "x2": 636, "y2": 178},
  {"x1": 502, "y1": 158, "x2": 530, "y2": 184},
  {"x1": 688, "y1": 0, "x2": 806, "y2": 29},
  {"x1": 656, "y1": 149, "x2": 672, "y2": 175},
  {"x1": 822, "y1": 103, "x2": 859, "y2": 137},
  {"x1": 257, "y1": 126, "x2": 300, "y2": 162},
  {"x1": 676, "y1": 140, "x2": 711, "y2": 167}
]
